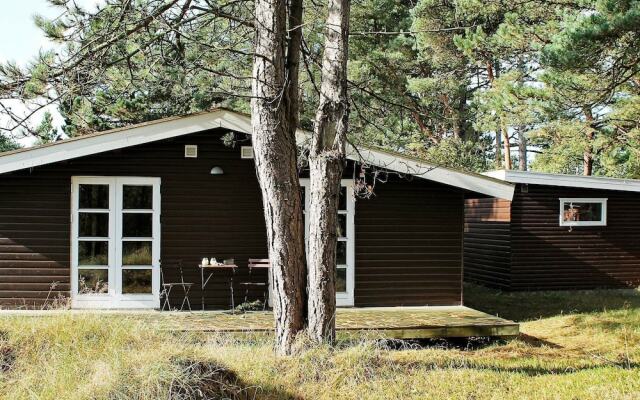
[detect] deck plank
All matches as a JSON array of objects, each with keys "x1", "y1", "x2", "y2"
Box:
[{"x1": 153, "y1": 306, "x2": 519, "y2": 339}]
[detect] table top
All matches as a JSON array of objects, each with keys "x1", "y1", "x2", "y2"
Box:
[{"x1": 199, "y1": 264, "x2": 238, "y2": 269}]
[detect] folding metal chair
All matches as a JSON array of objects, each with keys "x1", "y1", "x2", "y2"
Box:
[
  {"x1": 239, "y1": 259, "x2": 270, "y2": 310},
  {"x1": 160, "y1": 260, "x2": 193, "y2": 311}
]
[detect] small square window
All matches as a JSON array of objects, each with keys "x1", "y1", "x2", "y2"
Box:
[{"x1": 559, "y1": 198, "x2": 607, "y2": 227}]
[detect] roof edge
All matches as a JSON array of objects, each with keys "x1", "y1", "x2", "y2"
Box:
[
  {"x1": 0, "y1": 108, "x2": 514, "y2": 200},
  {"x1": 484, "y1": 169, "x2": 640, "y2": 193}
]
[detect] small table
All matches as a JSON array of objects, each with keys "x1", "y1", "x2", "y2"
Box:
[{"x1": 199, "y1": 264, "x2": 238, "y2": 312}]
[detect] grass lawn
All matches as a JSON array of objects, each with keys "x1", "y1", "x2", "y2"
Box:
[{"x1": 0, "y1": 284, "x2": 639, "y2": 400}]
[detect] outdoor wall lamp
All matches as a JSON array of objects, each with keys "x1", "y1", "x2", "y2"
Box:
[{"x1": 210, "y1": 166, "x2": 224, "y2": 175}]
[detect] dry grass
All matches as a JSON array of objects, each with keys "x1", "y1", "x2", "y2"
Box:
[{"x1": 0, "y1": 285, "x2": 639, "y2": 399}]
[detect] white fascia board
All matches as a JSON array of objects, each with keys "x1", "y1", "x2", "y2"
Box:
[
  {"x1": 0, "y1": 111, "x2": 231, "y2": 175},
  {"x1": 349, "y1": 147, "x2": 515, "y2": 201},
  {"x1": 485, "y1": 169, "x2": 640, "y2": 193},
  {"x1": 218, "y1": 109, "x2": 253, "y2": 134},
  {"x1": 0, "y1": 108, "x2": 515, "y2": 200}
]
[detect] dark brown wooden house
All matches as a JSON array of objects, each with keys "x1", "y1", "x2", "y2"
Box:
[
  {"x1": 0, "y1": 109, "x2": 514, "y2": 309},
  {"x1": 465, "y1": 169, "x2": 640, "y2": 291}
]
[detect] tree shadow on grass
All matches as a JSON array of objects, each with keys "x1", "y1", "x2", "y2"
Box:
[
  {"x1": 171, "y1": 358, "x2": 302, "y2": 400},
  {"x1": 392, "y1": 354, "x2": 639, "y2": 377},
  {"x1": 376, "y1": 336, "x2": 516, "y2": 351},
  {"x1": 517, "y1": 333, "x2": 564, "y2": 349},
  {"x1": 464, "y1": 283, "x2": 640, "y2": 321},
  {"x1": 458, "y1": 360, "x2": 638, "y2": 377}
]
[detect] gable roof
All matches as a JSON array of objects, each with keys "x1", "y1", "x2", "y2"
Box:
[
  {"x1": 0, "y1": 108, "x2": 514, "y2": 200},
  {"x1": 485, "y1": 169, "x2": 640, "y2": 193}
]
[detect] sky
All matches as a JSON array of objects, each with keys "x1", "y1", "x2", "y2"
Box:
[
  {"x1": 0, "y1": 0, "x2": 101, "y2": 66},
  {"x1": 0, "y1": 0, "x2": 102, "y2": 143}
]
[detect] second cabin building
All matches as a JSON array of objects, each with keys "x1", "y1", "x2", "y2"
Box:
[{"x1": 465, "y1": 170, "x2": 640, "y2": 291}]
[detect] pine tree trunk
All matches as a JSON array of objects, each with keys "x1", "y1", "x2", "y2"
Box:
[
  {"x1": 495, "y1": 129, "x2": 502, "y2": 168},
  {"x1": 502, "y1": 118, "x2": 512, "y2": 170},
  {"x1": 251, "y1": 0, "x2": 307, "y2": 356},
  {"x1": 487, "y1": 61, "x2": 502, "y2": 169},
  {"x1": 583, "y1": 107, "x2": 595, "y2": 176},
  {"x1": 307, "y1": 0, "x2": 350, "y2": 343},
  {"x1": 518, "y1": 128, "x2": 527, "y2": 171}
]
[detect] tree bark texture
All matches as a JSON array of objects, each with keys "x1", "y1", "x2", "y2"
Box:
[
  {"x1": 495, "y1": 129, "x2": 502, "y2": 168},
  {"x1": 307, "y1": 0, "x2": 351, "y2": 343},
  {"x1": 501, "y1": 118, "x2": 512, "y2": 170},
  {"x1": 251, "y1": 0, "x2": 307, "y2": 355},
  {"x1": 487, "y1": 61, "x2": 503, "y2": 169},
  {"x1": 583, "y1": 107, "x2": 595, "y2": 176},
  {"x1": 517, "y1": 128, "x2": 527, "y2": 171}
]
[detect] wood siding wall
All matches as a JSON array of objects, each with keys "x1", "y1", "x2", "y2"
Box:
[
  {"x1": 510, "y1": 184, "x2": 640, "y2": 290},
  {"x1": 463, "y1": 198, "x2": 512, "y2": 289},
  {"x1": 355, "y1": 177, "x2": 464, "y2": 306},
  {"x1": 0, "y1": 129, "x2": 465, "y2": 308},
  {"x1": 464, "y1": 184, "x2": 640, "y2": 291},
  {"x1": 0, "y1": 130, "x2": 268, "y2": 308}
]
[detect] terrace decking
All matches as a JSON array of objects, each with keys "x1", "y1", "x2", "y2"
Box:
[
  {"x1": 152, "y1": 306, "x2": 519, "y2": 339},
  {"x1": 0, "y1": 306, "x2": 519, "y2": 339}
]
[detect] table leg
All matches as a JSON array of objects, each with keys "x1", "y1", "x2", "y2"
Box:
[
  {"x1": 201, "y1": 267, "x2": 205, "y2": 312},
  {"x1": 230, "y1": 276, "x2": 234, "y2": 314}
]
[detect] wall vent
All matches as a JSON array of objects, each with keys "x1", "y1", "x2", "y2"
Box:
[
  {"x1": 240, "y1": 146, "x2": 254, "y2": 159},
  {"x1": 184, "y1": 145, "x2": 198, "y2": 158}
]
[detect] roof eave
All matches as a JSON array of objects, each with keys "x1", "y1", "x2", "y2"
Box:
[
  {"x1": 0, "y1": 109, "x2": 514, "y2": 200},
  {"x1": 484, "y1": 169, "x2": 640, "y2": 193}
]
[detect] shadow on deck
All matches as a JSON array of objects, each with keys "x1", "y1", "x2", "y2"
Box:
[{"x1": 155, "y1": 306, "x2": 519, "y2": 339}]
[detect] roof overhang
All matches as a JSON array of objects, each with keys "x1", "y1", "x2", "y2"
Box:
[
  {"x1": 485, "y1": 169, "x2": 640, "y2": 193},
  {"x1": 352, "y1": 148, "x2": 514, "y2": 200},
  {"x1": 0, "y1": 109, "x2": 514, "y2": 200}
]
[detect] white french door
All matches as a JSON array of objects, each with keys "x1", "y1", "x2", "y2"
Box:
[
  {"x1": 71, "y1": 177, "x2": 161, "y2": 309},
  {"x1": 299, "y1": 179, "x2": 355, "y2": 307}
]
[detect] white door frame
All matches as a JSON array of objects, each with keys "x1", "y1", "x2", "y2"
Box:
[
  {"x1": 299, "y1": 178, "x2": 355, "y2": 307},
  {"x1": 71, "y1": 176, "x2": 161, "y2": 309}
]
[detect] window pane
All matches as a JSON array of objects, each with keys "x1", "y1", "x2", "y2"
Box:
[
  {"x1": 122, "y1": 269, "x2": 152, "y2": 294},
  {"x1": 123, "y1": 213, "x2": 152, "y2": 237},
  {"x1": 336, "y1": 240, "x2": 347, "y2": 265},
  {"x1": 79, "y1": 213, "x2": 109, "y2": 237},
  {"x1": 336, "y1": 268, "x2": 347, "y2": 293},
  {"x1": 78, "y1": 241, "x2": 108, "y2": 265},
  {"x1": 338, "y1": 186, "x2": 347, "y2": 210},
  {"x1": 123, "y1": 185, "x2": 153, "y2": 209},
  {"x1": 78, "y1": 269, "x2": 109, "y2": 294},
  {"x1": 122, "y1": 241, "x2": 152, "y2": 265},
  {"x1": 337, "y1": 214, "x2": 347, "y2": 238},
  {"x1": 563, "y1": 202, "x2": 603, "y2": 222},
  {"x1": 79, "y1": 184, "x2": 109, "y2": 209}
]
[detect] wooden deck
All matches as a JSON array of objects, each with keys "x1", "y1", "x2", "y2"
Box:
[{"x1": 151, "y1": 306, "x2": 519, "y2": 339}]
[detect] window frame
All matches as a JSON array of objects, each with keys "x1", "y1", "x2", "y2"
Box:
[
  {"x1": 559, "y1": 197, "x2": 607, "y2": 227},
  {"x1": 71, "y1": 176, "x2": 161, "y2": 309},
  {"x1": 299, "y1": 178, "x2": 355, "y2": 307}
]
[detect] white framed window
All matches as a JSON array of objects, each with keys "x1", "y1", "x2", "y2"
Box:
[
  {"x1": 71, "y1": 176, "x2": 161, "y2": 309},
  {"x1": 299, "y1": 179, "x2": 355, "y2": 307},
  {"x1": 559, "y1": 198, "x2": 607, "y2": 227}
]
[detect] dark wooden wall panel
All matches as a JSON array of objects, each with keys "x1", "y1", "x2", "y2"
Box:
[
  {"x1": 355, "y1": 178, "x2": 464, "y2": 307},
  {"x1": 0, "y1": 130, "x2": 269, "y2": 309},
  {"x1": 0, "y1": 129, "x2": 467, "y2": 308},
  {"x1": 510, "y1": 184, "x2": 640, "y2": 290},
  {"x1": 0, "y1": 173, "x2": 71, "y2": 307},
  {"x1": 463, "y1": 198, "x2": 512, "y2": 289}
]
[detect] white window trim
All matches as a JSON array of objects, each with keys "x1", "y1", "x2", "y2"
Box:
[
  {"x1": 559, "y1": 198, "x2": 607, "y2": 227},
  {"x1": 299, "y1": 178, "x2": 355, "y2": 307},
  {"x1": 71, "y1": 176, "x2": 161, "y2": 309}
]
